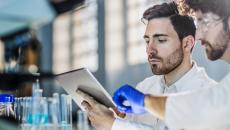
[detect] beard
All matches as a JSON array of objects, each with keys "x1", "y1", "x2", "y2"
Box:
[
  {"x1": 202, "y1": 30, "x2": 230, "y2": 61},
  {"x1": 149, "y1": 46, "x2": 184, "y2": 75}
]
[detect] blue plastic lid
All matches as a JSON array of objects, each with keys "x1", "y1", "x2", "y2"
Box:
[{"x1": 0, "y1": 94, "x2": 15, "y2": 103}]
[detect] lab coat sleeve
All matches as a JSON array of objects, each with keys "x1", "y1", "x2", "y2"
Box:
[
  {"x1": 111, "y1": 118, "x2": 153, "y2": 130},
  {"x1": 165, "y1": 74, "x2": 230, "y2": 130}
]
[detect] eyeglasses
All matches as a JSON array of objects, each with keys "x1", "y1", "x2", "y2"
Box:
[{"x1": 196, "y1": 13, "x2": 223, "y2": 32}]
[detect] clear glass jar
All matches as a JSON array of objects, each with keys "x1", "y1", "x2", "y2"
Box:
[{"x1": 0, "y1": 94, "x2": 15, "y2": 117}]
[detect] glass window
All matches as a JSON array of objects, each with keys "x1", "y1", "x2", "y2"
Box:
[
  {"x1": 53, "y1": 14, "x2": 71, "y2": 73},
  {"x1": 105, "y1": 0, "x2": 125, "y2": 70},
  {"x1": 53, "y1": 0, "x2": 98, "y2": 73},
  {"x1": 127, "y1": 0, "x2": 171, "y2": 65}
]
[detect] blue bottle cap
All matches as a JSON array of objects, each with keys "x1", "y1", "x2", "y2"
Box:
[{"x1": 0, "y1": 94, "x2": 15, "y2": 103}]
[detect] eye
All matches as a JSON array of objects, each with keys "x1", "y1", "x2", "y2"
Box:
[
  {"x1": 144, "y1": 38, "x2": 149, "y2": 44},
  {"x1": 157, "y1": 37, "x2": 167, "y2": 43},
  {"x1": 145, "y1": 40, "x2": 150, "y2": 44},
  {"x1": 197, "y1": 17, "x2": 202, "y2": 22},
  {"x1": 158, "y1": 39, "x2": 167, "y2": 43}
]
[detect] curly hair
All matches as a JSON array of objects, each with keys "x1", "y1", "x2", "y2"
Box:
[
  {"x1": 181, "y1": 0, "x2": 230, "y2": 33},
  {"x1": 183, "y1": 0, "x2": 230, "y2": 18}
]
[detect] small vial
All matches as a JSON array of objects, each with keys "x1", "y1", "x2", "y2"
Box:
[{"x1": 77, "y1": 110, "x2": 90, "y2": 130}]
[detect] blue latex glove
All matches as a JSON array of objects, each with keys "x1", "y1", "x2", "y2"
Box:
[{"x1": 113, "y1": 84, "x2": 146, "y2": 114}]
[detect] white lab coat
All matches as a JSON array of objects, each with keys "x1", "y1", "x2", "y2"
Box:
[
  {"x1": 165, "y1": 73, "x2": 230, "y2": 130},
  {"x1": 111, "y1": 63, "x2": 217, "y2": 130}
]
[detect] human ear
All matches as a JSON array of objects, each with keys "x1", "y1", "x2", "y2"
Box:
[
  {"x1": 182, "y1": 35, "x2": 195, "y2": 52},
  {"x1": 228, "y1": 17, "x2": 230, "y2": 33}
]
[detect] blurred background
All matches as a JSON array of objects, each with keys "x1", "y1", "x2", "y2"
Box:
[
  {"x1": 0, "y1": 0, "x2": 230, "y2": 128},
  {"x1": 0, "y1": 0, "x2": 230, "y2": 93}
]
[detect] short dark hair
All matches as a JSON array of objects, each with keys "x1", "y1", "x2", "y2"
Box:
[
  {"x1": 183, "y1": 0, "x2": 230, "y2": 33},
  {"x1": 142, "y1": 2, "x2": 196, "y2": 42}
]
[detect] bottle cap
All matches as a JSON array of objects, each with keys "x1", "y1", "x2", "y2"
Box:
[{"x1": 0, "y1": 94, "x2": 15, "y2": 103}]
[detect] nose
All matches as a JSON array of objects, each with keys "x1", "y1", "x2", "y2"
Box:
[
  {"x1": 195, "y1": 27, "x2": 205, "y2": 41},
  {"x1": 146, "y1": 42, "x2": 157, "y2": 56}
]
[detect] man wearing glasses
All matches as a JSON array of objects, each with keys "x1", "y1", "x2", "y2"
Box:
[
  {"x1": 77, "y1": 2, "x2": 217, "y2": 130},
  {"x1": 113, "y1": 0, "x2": 230, "y2": 129}
]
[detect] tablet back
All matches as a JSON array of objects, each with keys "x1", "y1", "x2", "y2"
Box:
[{"x1": 55, "y1": 68, "x2": 115, "y2": 110}]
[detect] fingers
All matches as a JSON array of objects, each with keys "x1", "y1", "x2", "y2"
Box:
[
  {"x1": 112, "y1": 84, "x2": 133, "y2": 107},
  {"x1": 81, "y1": 101, "x2": 96, "y2": 127},
  {"x1": 117, "y1": 105, "x2": 132, "y2": 113},
  {"x1": 76, "y1": 89, "x2": 97, "y2": 105},
  {"x1": 81, "y1": 101, "x2": 95, "y2": 122},
  {"x1": 113, "y1": 90, "x2": 124, "y2": 105},
  {"x1": 113, "y1": 86, "x2": 133, "y2": 113},
  {"x1": 113, "y1": 94, "x2": 132, "y2": 113},
  {"x1": 82, "y1": 102, "x2": 96, "y2": 123},
  {"x1": 111, "y1": 107, "x2": 126, "y2": 118},
  {"x1": 113, "y1": 91, "x2": 128, "y2": 108},
  {"x1": 81, "y1": 100, "x2": 92, "y2": 111}
]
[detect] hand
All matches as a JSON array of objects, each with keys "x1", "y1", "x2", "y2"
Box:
[
  {"x1": 113, "y1": 84, "x2": 146, "y2": 114},
  {"x1": 76, "y1": 90, "x2": 115, "y2": 130},
  {"x1": 111, "y1": 107, "x2": 126, "y2": 118}
]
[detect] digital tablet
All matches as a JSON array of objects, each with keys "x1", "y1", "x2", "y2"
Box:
[{"x1": 55, "y1": 68, "x2": 115, "y2": 110}]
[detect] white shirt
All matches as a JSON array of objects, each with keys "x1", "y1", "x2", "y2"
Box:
[
  {"x1": 165, "y1": 72, "x2": 230, "y2": 130},
  {"x1": 111, "y1": 63, "x2": 217, "y2": 130}
]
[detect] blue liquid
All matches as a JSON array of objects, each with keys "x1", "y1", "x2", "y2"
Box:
[
  {"x1": 21, "y1": 124, "x2": 72, "y2": 130},
  {"x1": 27, "y1": 113, "x2": 48, "y2": 124}
]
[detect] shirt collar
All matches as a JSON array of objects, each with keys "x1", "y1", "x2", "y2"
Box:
[{"x1": 160, "y1": 61, "x2": 199, "y2": 92}]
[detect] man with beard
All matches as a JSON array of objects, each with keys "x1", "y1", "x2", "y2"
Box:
[
  {"x1": 77, "y1": 2, "x2": 217, "y2": 130},
  {"x1": 113, "y1": 0, "x2": 230, "y2": 129}
]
